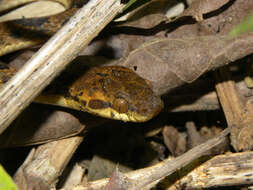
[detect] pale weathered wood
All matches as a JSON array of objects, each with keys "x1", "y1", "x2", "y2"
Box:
[
  {"x1": 0, "y1": 0, "x2": 125, "y2": 134},
  {"x1": 215, "y1": 68, "x2": 245, "y2": 126},
  {"x1": 167, "y1": 151, "x2": 253, "y2": 189},
  {"x1": 215, "y1": 67, "x2": 253, "y2": 151},
  {"x1": 14, "y1": 136, "x2": 83, "y2": 189},
  {"x1": 61, "y1": 151, "x2": 253, "y2": 190},
  {"x1": 61, "y1": 163, "x2": 86, "y2": 189},
  {"x1": 59, "y1": 128, "x2": 230, "y2": 190}
]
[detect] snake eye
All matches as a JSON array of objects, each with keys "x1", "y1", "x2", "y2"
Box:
[{"x1": 113, "y1": 97, "x2": 128, "y2": 113}]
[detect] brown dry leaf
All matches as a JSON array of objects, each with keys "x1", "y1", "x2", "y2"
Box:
[
  {"x1": 119, "y1": 33, "x2": 253, "y2": 95},
  {"x1": 180, "y1": 0, "x2": 231, "y2": 21},
  {"x1": 105, "y1": 0, "x2": 252, "y2": 65},
  {"x1": 0, "y1": 104, "x2": 87, "y2": 147},
  {"x1": 162, "y1": 126, "x2": 186, "y2": 156},
  {"x1": 166, "y1": 0, "x2": 253, "y2": 38},
  {"x1": 109, "y1": 0, "x2": 179, "y2": 57},
  {"x1": 185, "y1": 121, "x2": 203, "y2": 149},
  {"x1": 117, "y1": 0, "x2": 177, "y2": 28},
  {"x1": 112, "y1": 0, "x2": 252, "y2": 59}
]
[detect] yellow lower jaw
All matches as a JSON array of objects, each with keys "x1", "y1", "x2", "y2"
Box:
[
  {"x1": 35, "y1": 95, "x2": 150, "y2": 122},
  {"x1": 34, "y1": 95, "x2": 84, "y2": 111},
  {"x1": 85, "y1": 107, "x2": 149, "y2": 122}
]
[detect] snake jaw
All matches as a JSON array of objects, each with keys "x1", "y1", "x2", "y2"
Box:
[
  {"x1": 129, "y1": 94, "x2": 163, "y2": 122},
  {"x1": 0, "y1": 2, "x2": 164, "y2": 122},
  {"x1": 66, "y1": 66, "x2": 163, "y2": 122},
  {"x1": 34, "y1": 66, "x2": 163, "y2": 122},
  {"x1": 0, "y1": 62, "x2": 162, "y2": 122},
  {"x1": 0, "y1": 64, "x2": 162, "y2": 122}
]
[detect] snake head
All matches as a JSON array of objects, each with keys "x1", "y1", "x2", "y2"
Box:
[{"x1": 69, "y1": 66, "x2": 163, "y2": 122}]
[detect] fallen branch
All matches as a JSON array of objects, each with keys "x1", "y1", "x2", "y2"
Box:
[
  {"x1": 215, "y1": 67, "x2": 253, "y2": 151},
  {"x1": 0, "y1": 0, "x2": 126, "y2": 134},
  {"x1": 167, "y1": 151, "x2": 253, "y2": 189},
  {"x1": 59, "y1": 127, "x2": 230, "y2": 190},
  {"x1": 14, "y1": 136, "x2": 83, "y2": 189}
]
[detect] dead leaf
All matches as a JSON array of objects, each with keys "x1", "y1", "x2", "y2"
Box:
[
  {"x1": 117, "y1": 0, "x2": 177, "y2": 28},
  {"x1": 186, "y1": 121, "x2": 203, "y2": 149},
  {"x1": 119, "y1": 33, "x2": 253, "y2": 95},
  {"x1": 181, "y1": 0, "x2": 231, "y2": 21},
  {"x1": 112, "y1": 0, "x2": 253, "y2": 59},
  {"x1": 162, "y1": 126, "x2": 186, "y2": 156},
  {"x1": 0, "y1": 104, "x2": 88, "y2": 147}
]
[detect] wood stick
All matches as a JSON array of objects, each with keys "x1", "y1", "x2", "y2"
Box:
[
  {"x1": 214, "y1": 67, "x2": 253, "y2": 151},
  {"x1": 13, "y1": 136, "x2": 84, "y2": 189},
  {"x1": 59, "y1": 127, "x2": 230, "y2": 190},
  {"x1": 127, "y1": 128, "x2": 230, "y2": 190},
  {"x1": 62, "y1": 151, "x2": 253, "y2": 190},
  {"x1": 0, "y1": 0, "x2": 125, "y2": 134},
  {"x1": 167, "y1": 151, "x2": 253, "y2": 189},
  {"x1": 214, "y1": 67, "x2": 245, "y2": 126}
]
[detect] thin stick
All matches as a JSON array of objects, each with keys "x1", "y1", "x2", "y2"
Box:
[
  {"x1": 14, "y1": 136, "x2": 83, "y2": 189},
  {"x1": 215, "y1": 67, "x2": 245, "y2": 126},
  {"x1": 167, "y1": 151, "x2": 253, "y2": 189},
  {"x1": 66, "y1": 127, "x2": 230, "y2": 190},
  {"x1": 63, "y1": 151, "x2": 253, "y2": 190},
  {"x1": 128, "y1": 127, "x2": 230, "y2": 190},
  {"x1": 0, "y1": 0, "x2": 125, "y2": 134}
]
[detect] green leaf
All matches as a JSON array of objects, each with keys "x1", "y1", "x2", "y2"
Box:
[
  {"x1": 0, "y1": 165, "x2": 18, "y2": 190},
  {"x1": 229, "y1": 11, "x2": 253, "y2": 38}
]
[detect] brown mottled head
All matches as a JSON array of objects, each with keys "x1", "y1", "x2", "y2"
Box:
[{"x1": 69, "y1": 66, "x2": 163, "y2": 122}]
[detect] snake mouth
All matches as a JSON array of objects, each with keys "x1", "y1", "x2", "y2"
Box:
[
  {"x1": 36, "y1": 65, "x2": 164, "y2": 122},
  {"x1": 129, "y1": 94, "x2": 164, "y2": 122},
  {"x1": 85, "y1": 108, "x2": 161, "y2": 122},
  {"x1": 83, "y1": 96, "x2": 163, "y2": 122}
]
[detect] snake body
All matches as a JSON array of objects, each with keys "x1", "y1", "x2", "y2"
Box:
[
  {"x1": 0, "y1": 0, "x2": 163, "y2": 122},
  {"x1": 0, "y1": 4, "x2": 78, "y2": 56}
]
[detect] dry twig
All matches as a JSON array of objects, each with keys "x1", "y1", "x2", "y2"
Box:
[
  {"x1": 166, "y1": 151, "x2": 253, "y2": 189},
  {"x1": 215, "y1": 67, "x2": 253, "y2": 151},
  {"x1": 59, "y1": 127, "x2": 230, "y2": 190},
  {"x1": 0, "y1": 0, "x2": 126, "y2": 134},
  {"x1": 14, "y1": 136, "x2": 83, "y2": 189}
]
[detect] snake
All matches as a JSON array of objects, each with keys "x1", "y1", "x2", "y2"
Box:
[{"x1": 0, "y1": 0, "x2": 163, "y2": 122}]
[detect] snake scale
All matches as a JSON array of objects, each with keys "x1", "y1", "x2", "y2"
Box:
[{"x1": 0, "y1": 0, "x2": 163, "y2": 122}]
